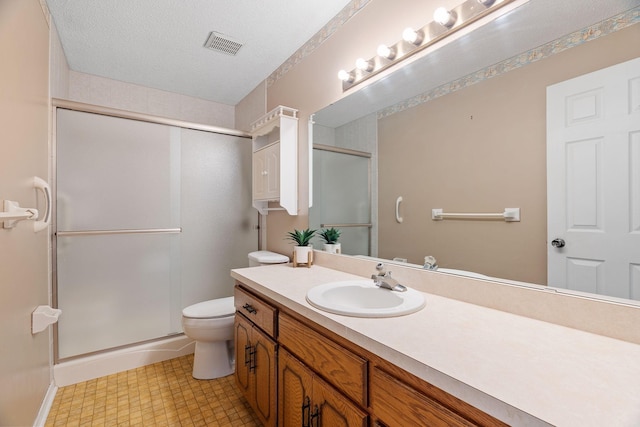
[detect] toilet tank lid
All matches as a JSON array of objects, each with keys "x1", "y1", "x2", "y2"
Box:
[
  {"x1": 182, "y1": 297, "x2": 235, "y2": 318},
  {"x1": 248, "y1": 250, "x2": 290, "y2": 264}
]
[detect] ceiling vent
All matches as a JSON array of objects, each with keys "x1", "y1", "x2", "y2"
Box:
[{"x1": 203, "y1": 31, "x2": 243, "y2": 56}]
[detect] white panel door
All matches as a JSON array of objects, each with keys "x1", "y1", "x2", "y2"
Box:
[{"x1": 547, "y1": 57, "x2": 640, "y2": 300}]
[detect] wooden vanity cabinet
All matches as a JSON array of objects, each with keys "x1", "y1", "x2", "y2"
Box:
[
  {"x1": 279, "y1": 348, "x2": 367, "y2": 427},
  {"x1": 371, "y1": 367, "x2": 476, "y2": 427},
  {"x1": 234, "y1": 282, "x2": 506, "y2": 427},
  {"x1": 278, "y1": 313, "x2": 367, "y2": 407},
  {"x1": 234, "y1": 287, "x2": 277, "y2": 427}
]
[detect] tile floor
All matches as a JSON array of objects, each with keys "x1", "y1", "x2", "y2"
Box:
[{"x1": 45, "y1": 354, "x2": 261, "y2": 426}]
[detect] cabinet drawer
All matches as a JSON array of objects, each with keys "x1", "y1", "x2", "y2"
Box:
[
  {"x1": 371, "y1": 367, "x2": 476, "y2": 427},
  {"x1": 235, "y1": 286, "x2": 276, "y2": 337},
  {"x1": 278, "y1": 313, "x2": 367, "y2": 407}
]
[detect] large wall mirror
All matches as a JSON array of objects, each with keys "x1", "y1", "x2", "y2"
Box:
[{"x1": 310, "y1": 0, "x2": 640, "y2": 305}]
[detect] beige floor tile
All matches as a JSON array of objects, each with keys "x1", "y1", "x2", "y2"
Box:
[{"x1": 46, "y1": 354, "x2": 261, "y2": 426}]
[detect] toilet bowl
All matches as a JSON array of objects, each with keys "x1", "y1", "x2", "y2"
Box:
[
  {"x1": 182, "y1": 297, "x2": 235, "y2": 379},
  {"x1": 182, "y1": 251, "x2": 289, "y2": 380}
]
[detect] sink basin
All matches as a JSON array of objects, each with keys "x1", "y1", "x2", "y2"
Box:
[{"x1": 306, "y1": 280, "x2": 425, "y2": 318}]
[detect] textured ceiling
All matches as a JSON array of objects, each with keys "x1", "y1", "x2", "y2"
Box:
[{"x1": 46, "y1": 0, "x2": 353, "y2": 106}]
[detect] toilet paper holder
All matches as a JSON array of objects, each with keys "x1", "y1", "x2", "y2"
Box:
[{"x1": 32, "y1": 305, "x2": 62, "y2": 334}]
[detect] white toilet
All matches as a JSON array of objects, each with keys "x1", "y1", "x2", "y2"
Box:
[{"x1": 181, "y1": 251, "x2": 289, "y2": 379}]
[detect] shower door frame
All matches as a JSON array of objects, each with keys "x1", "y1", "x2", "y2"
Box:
[
  {"x1": 51, "y1": 99, "x2": 252, "y2": 362},
  {"x1": 312, "y1": 144, "x2": 373, "y2": 256}
]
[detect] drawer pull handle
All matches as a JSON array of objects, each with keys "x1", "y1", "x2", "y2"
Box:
[
  {"x1": 249, "y1": 346, "x2": 256, "y2": 372},
  {"x1": 310, "y1": 405, "x2": 319, "y2": 427},
  {"x1": 242, "y1": 303, "x2": 257, "y2": 314},
  {"x1": 244, "y1": 344, "x2": 257, "y2": 371},
  {"x1": 244, "y1": 345, "x2": 252, "y2": 366},
  {"x1": 302, "y1": 396, "x2": 311, "y2": 427}
]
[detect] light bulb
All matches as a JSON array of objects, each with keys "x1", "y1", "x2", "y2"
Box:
[
  {"x1": 377, "y1": 44, "x2": 396, "y2": 60},
  {"x1": 355, "y1": 58, "x2": 373, "y2": 72},
  {"x1": 402, "y1": 27, "x2": 423, "y2": 45},
  {"x1": 477, "y1": 0, "x2": 496, "y2": 6},
  {"x1": 433, "y1": 7, "x2": 456, "y2": 27},
  {"x1": 337, "y1": 69, "x2": 354, "y2": 82}
]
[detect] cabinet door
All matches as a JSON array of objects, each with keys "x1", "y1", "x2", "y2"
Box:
[
  {"x1": 312, "y1": 375, "x2": 368, "y2": 427},
  {"x1": 234, "y1": 314, "x2": 252, "y2": 396},
  {"x1": 252, "y1": 143, "x2": 280, "y2": 201},
  {"x1": 252, "y1": 326, "x2": 278, "y2": 427},
  {"x1": 279, "y1": 348, "x2": 313, "y2": 427},
  {"x1": 252, "y1": 149, "x2": 267, "y2": 200},
  {"x1": 264, "y1": 143, "x2": 280, "y2": 200}
]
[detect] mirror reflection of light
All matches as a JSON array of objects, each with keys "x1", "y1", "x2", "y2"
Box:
[
  {"x1": 402, "y1": 27, "x2": 423, "y2": 45},
  {"x1": 376, "y1": 44, "x2": 395, "y2": 60},
  {"x1": 433, "y1": 7, "x2": 456, "y2": 27},
  {"x1": 337, "y1": 69, "x2": 354, "y2": 82},
  {"x1": 356, "y1": 58, "x2": 374, "y2": 72}
]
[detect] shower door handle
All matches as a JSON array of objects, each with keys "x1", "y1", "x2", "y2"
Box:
[{"x1": 395, "y1": 196, "x2": 403, "y2": 223}]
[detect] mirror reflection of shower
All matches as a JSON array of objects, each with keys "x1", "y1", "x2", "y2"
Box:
[{"x1": 310, "y1": 145, "x2": 373, "y2": 256}]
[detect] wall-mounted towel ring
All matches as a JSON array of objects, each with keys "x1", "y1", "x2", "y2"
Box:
[
  {"x1": 33, "y1": 176, "x2": 51, "y2": 232},
  {"x1": 395, "y1": 196, "x2": 403, "y2": 223}
]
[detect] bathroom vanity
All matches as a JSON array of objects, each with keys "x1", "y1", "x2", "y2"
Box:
[{"x1": 231, "y1": 262, "x2": 640, "y2": 426}]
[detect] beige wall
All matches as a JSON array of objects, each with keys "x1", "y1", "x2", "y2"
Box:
[
  {"x1": 0, "y1": 0, "x2": 51, "y2": 424},
  {"x1": 235, "y1": 81, "x2": 267, "y2": 132},
  {"x1": 377, "y1": 26, "x2": 640, "y2": 284}
]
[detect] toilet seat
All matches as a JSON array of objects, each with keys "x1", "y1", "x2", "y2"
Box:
[{"x1": 182, "y1": 296, "x2": 235, "y2": 319}]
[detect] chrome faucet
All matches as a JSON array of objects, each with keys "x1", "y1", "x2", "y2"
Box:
[
  {"x1": 423, "y1": 256, "x2": 438, "y2": 270},
  {"x1": 371, "y1": 263, "x2": 407, "y2": 292}
]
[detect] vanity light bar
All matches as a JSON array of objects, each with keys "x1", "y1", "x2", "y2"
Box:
[{"x1": 339, "y1": 0, "x2": 515, "y2": 91}]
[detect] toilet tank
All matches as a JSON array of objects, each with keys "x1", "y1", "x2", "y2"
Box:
[{"x1": 248, "y1": 250, "x2": 290, "y2": 267}]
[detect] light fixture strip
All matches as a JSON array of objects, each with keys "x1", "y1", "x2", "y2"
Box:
[{"x1": 341, "y1": 0, "x2": 515, "y2": 91}]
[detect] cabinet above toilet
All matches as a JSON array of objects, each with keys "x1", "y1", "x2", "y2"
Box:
[{"x1": 250, "y1": 106, "x2": 298, "y2": 216}]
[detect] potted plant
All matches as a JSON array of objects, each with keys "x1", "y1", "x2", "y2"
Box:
[
  {"x1": 319, "y1": 227, "x2": 342, "y2": 254},
  {"x1": 286, "y1": 228, "x2": 317, "y2": 266}
]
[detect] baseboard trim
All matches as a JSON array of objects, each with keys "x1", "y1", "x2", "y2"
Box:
[
  {"x1": 53, "y1": 335, "x2": 195, "y2": 387},
  {"x1": 34, "y1": 383, "x2": 58, "y2": 427}
]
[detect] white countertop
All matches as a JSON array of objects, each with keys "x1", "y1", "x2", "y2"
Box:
[{"x1": 231, "y1": 264, "x2": 640, "y2": 427}]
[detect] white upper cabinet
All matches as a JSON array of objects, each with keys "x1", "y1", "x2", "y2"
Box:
[{"x1": 250, "y1": 106, "x2": 298, "y2": 215}]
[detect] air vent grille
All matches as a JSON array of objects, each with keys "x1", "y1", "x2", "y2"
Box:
[{"x1": 204, "y1": 31, "x2": 243, "y2": 56}]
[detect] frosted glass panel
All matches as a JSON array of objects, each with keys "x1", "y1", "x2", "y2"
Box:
[
  {"x1": 56, "y1": 233, "x2": 180, "y2": 358},
  {"x1": 310, "y1": 149, "x2": 370, "y2": 255},
  {"x1": 179, "y1": 128, "x2": 257, "y2": 307},
  {"x1": 55, "y1": 110, "x2": 257, "y2": 359},
  {"x1": 56, "y1": 109, "x2": 179, "y2": 230}
]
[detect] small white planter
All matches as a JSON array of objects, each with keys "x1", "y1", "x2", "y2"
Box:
[
  {"x1": 323, "y1": 243, "x2": 341, "y2": 254},
  {"x1": 293, "y1": 245, "x2": 313, "y2": 267}
]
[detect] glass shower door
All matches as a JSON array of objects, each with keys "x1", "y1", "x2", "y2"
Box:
[
  {"x1": 310, "y1": 147, "x2": 371, "y2": 255},
  {"x1": 56, "y1": 109, "x2": 182, "y2": 358},
  {"x1": 55, "y1": 109, "x2": 256, "y2": 359}
]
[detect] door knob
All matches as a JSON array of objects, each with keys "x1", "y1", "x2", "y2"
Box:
[{"x1": 551, "y1": 238, "x2": 565, "y2": 248}]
